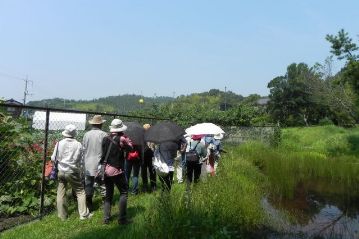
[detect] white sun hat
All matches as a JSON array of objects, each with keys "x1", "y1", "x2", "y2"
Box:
[
  {"x1": 214, "y1": 133, "x2": 224, "y2": 140},
  {"x1": 62, "y1": 124, "x2": 77, "y2": 138},
  {"x1": 109, "y1": 119, "x2": 127, "y2": 133}
]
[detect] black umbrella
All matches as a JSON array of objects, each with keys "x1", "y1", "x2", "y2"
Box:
[
  {"x1": 144, "y1": 121, "x2": 185, "y2": 144},
  {"x1": 124, "y1": 122, "x2": 145, "y2": 145}
]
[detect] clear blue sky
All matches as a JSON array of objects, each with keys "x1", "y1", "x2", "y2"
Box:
[{"x1": 0, "y1": 0, "x2": 358, "y2": 102}]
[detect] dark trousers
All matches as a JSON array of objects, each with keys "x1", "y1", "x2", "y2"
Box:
[
  {"x1": 141, "y1": 157, "x2": 156, "y2": 191},
  {"x1": 125, "y1": 159, "x2": 141, "y2": 194},
  {"x1": 159, "y1": 171, "x2": 174, "y2": 192},
  {"x1": 103, "y1": 173, "x2": 128, "y2": 222},
  {"x1": 186, "y1": 161, "x2": 202, "y2": 183},
  {"x1": 84, "y1": 175, "x2": 105, "y2": 212}
]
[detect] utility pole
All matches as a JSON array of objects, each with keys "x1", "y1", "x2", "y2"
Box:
[
  {"x1": 22, "y1": 75, "x2": 33, "y2": 118},
  {"x1": 224, "y1": 86, "x2": 227, "y2": 111},
  {"x1": 23, "y1": 75, "x2": 33, "y2": 105}
]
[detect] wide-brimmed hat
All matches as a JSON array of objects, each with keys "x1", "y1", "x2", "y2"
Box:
[
  {"x1": 88, "y1": 115, "x2": 106, "y2": 125},
  {"x1": 109, "y1": 119, "x2": 127, "y2": 133},
  {"x1": 143, "y1": 123, "x2": 151, "y2": 130},
  {"x1": 62, "y1": 124, "x2": 77, "y2": 138},
  {"x1": 214, "y1": 133, "x2": 224, "y2": 140}
]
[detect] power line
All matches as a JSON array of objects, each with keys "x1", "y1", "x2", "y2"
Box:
[{"x1": 0, "y1": 71, "x2": 25, "y2": 81}]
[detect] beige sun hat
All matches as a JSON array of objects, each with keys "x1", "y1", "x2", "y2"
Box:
[
  {"x1": 62, "y1": 124, "x2": 77, "y2": 138},
  {"x1": 109, "y1": 119, "x2": 127, "y2": 133},
  {"x1": 143, "y1": 123, "x2": 151, "y2": 130},
  {"x1": 88, "y1": 115, "x2": 106, "y2": 125}
]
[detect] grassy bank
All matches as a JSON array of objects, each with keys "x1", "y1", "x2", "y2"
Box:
[
  {"x1": 238, "y1": 125, "x2": 359, "y2": 199},
  {"x1": 1, "y1": 147, "x2": 266, "y2": 239}
]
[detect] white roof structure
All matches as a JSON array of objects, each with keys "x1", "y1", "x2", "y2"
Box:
[{"x1": 32, "y1": 111, "x2": 87, "y2": 130}]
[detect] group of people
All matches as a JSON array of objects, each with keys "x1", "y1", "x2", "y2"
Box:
[{"x1": 51, "y1": 115, "x2": 223, "y2": 224}]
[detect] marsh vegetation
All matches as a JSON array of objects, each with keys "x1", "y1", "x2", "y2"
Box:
[{"x1": 1, "y1": 125, "x2": 359, "y2": 239}]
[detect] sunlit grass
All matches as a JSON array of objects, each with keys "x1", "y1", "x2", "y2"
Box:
[
  {"x1": 238, "y1": 126, "x2": 359, "y2": 199},
  {"x1": 1, "y1": 148, "x2": 267, "y2": 239}
]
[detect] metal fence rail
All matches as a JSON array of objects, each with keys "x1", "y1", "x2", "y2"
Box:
[
  {"x1": 0, "y1": 103, "x2": 166, "y2": 231},
  {"x1": 223, "y1": 125, "x2": 277, "y2": 145}
]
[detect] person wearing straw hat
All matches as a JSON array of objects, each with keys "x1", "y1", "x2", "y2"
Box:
[
  {"x1": 51, "y1": 124, "x2": 92, "y2": 220},
  {"x1": 82, "y1": 115, "x2": 107, "y2": 212},
  {"x1": 101, "y1": 119, "x2": 133, "y2": 225}
]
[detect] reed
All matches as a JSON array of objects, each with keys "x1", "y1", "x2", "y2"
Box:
[
  {"x1": 238, "y1": 126, "x2": 359, "y2": 199},
  {"x1": 145, "y1": 148, "x2": 268, "y2": 238}
]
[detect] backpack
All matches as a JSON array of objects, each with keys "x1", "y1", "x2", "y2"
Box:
[{"x1": 185, "y1": 142, "x2": 200, "y2": 162}]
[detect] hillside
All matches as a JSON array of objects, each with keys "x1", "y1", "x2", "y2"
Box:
[
  {"x1": 27, "y1": 89, "x2": 256, "y2": 113},
  {"x1": 28, "y1": 94, "x2": 174, "y2": 113}
]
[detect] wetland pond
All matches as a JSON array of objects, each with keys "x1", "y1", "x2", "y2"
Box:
[{"x1": 263, "y1": 180, "x2": 359, "y2": 239}]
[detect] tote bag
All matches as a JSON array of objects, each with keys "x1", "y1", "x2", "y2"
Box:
[{"x1": 153, "y1": 149, "x2": 169, "y2": 177}]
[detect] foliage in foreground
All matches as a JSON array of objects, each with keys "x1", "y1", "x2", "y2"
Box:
[
  {"x1": 145, "y1": 150, "x2": 266, "y2": 238},
  {"x1": 0, "y1": 114, "x2": 45, "y2": 217}
]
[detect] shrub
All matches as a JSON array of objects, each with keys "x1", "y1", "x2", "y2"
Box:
[{"x1": 0, "y1": 114, "x2": 52, "y2": 217}]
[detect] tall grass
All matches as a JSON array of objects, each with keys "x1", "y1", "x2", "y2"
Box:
[
  {"x1": 144, "y1": 149, "x2": 267, "y2": 238},
  {"x1": 238, "y1": 126, "x2": 359, "y2": 200}
]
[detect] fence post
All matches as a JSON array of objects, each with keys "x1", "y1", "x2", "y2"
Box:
[{"x1": 39, "y1": 109, "x2": 50, "y2": 218}]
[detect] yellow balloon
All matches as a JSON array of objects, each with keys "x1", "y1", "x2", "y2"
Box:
[{"x1": 139, "y1": 98, "x2": 144, "y2": 104}]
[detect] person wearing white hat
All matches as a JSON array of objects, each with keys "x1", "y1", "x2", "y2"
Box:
[
  {"x1": 101, "y1": 119, "x2": 133, "y2": 225},
  {"x1": 82, "y1": 115, "x2": 108, "y2": 212},
  {"x1": 51, "y1": 124, "x2": 92, "y2": 220},
  {"x1": 204, "y1": 134, "x2": 224, "y2": 176}
]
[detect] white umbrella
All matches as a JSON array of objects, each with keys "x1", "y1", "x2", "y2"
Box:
[{"x1": 185, "y1": 123, "x2": 225, "y2": 136}]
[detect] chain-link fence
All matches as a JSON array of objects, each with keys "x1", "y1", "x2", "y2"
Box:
[
  {"x1": 222, "y1": 125, "x2": 280, "y2": 145},
  {"x1": 0, "y1": 103, "x2": 164, "y2": 231}
]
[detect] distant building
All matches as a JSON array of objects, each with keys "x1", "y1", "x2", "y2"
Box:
[
  {"x1": 256, "y1": 97, "x2": 270, "y2": 106},
  {"x1": 32, "y1": 111, "x2": 87, "y2": 130},
  {"x1": 4, "y1": 99, "x2": 23, "y2": 117}
]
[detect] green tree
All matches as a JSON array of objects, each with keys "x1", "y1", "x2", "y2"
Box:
[
  {"x1": 326, "y1": 29, "x2": 359, "y2": 98},
  {"x1": 302, "y1": 57, "x2": 357, "y2": 126},
  {"x1": 267, "y1": 63, "x2": 324, "y2": 126},
  {"x1": 326, "y1": 29, "x2": 358, "y2": 61},
  {"x1": 140, "y1": 89, "x2": 268, "y2": 127}
]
